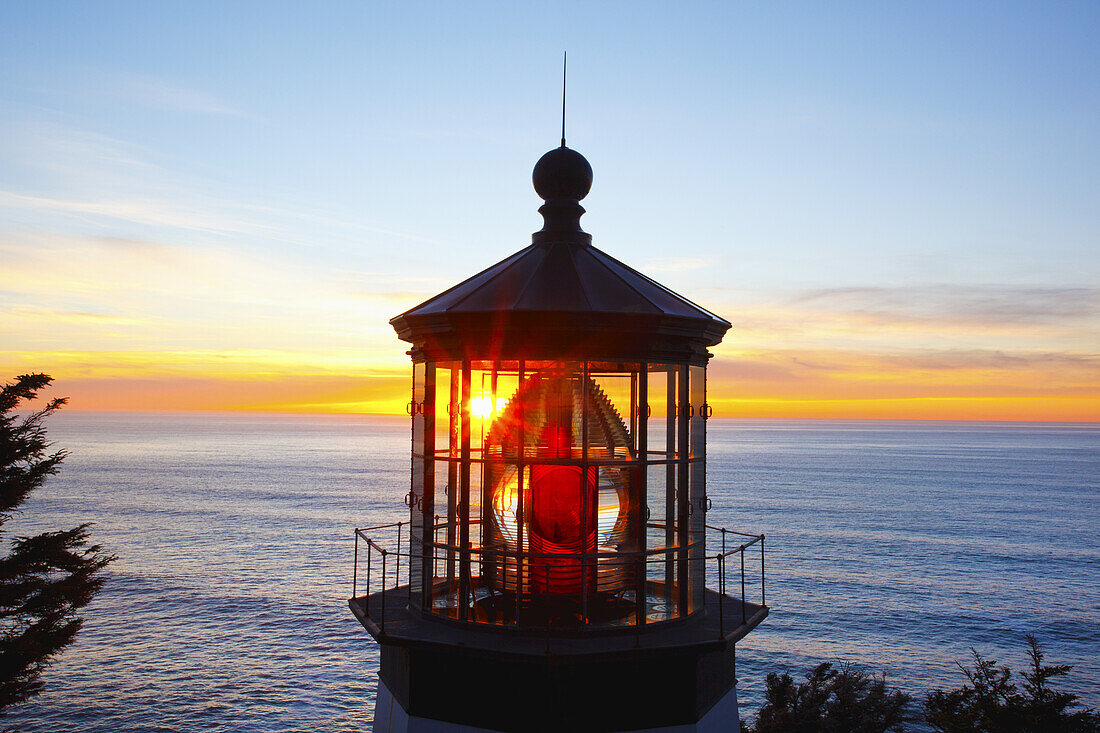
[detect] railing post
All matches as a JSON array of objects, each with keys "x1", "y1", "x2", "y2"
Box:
[
  {"x1": 381, "y1": 550, "x2": 387, "y2": 631},
  {"x1": 365, "y1": 543, "x2": 372, "y2": 616},
  {"x1": 353, "y1": 530, "x2": 359, "y2": 599},
  {"x1": 718, "y1": 554, "x2": 724, "y2": 638},
  {"x1": 761, "y1": 535, "x2": 766, "y2": 607},
  {"x1": 740, "y1": 546, "x2": 746, "y2": 626}
]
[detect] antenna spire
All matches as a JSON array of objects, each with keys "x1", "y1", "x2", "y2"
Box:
[{"x1": 561, "y1": 51, "x2": 567, "y2": 148}]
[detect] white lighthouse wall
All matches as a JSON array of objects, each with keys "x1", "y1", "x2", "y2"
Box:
[{"x1": 371, "y1": 677, "x2": 740, "y2": 733}]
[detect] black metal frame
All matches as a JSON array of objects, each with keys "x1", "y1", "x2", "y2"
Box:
[{"x1": 403, "y1": 359, "x2": 713, "y2": 627}]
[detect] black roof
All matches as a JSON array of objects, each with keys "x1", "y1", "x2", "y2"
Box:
[{"x1": 390, "y1": 146, "x2": 731, "y2": 364}]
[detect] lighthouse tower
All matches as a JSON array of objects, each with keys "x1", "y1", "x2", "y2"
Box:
[{"x1": 350, "y1": 143, "x2": 767, "y2": 732}]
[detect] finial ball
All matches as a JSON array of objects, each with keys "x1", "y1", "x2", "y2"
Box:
[{"x1": 533, "y1": 147, "x2": 592, "y2": 201}]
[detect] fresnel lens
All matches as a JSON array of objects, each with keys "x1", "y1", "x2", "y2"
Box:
[{"x1": 483, "y1": 370, "x2": 636, "y2": 620}]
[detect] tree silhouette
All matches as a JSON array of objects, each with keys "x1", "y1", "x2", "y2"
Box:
[
  {"x1": 742, "y1": 636, "x2": 1098, "y2": 732},
  {"x1": 743, "y1": 661, "x2": 912, "y2": 732},
  {"x1": 0, "y1": 374, "x2": 115, "y2": 710},
  {"x1": 925, "y1": 635, "x2": 1100, "y2": 732}
]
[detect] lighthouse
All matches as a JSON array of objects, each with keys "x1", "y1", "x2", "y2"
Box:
[{"x1": 350, "y1": 142, "x2": 768, "y2": 732}]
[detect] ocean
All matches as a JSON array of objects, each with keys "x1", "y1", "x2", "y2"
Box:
[{"x1": 3, "y1": 413, "x2": 1097, "y2": 731}]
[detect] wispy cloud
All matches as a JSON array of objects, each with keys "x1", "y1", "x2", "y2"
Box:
[
  {"x1": 3, "y1": 306, "x2": 151, "y2": 327},
  {"x1": 0, "y1": 120, "x2": 263, "y2": 234},
  {"x1": 113, "y1": 75, "x2": 248, "y2": 118},
  {"x1": 0, "y1": 230, "x2": 414, "y2": 360},
  {"x1": 0, "y1": 122, "x2": 157, "y2": 188},
  {"x1": 0, "y1": 190, "x2": 256, "y2": 234},
  {"x1": 0, "y1": 119, "x2": 443, "y2": 245},
  {"x1": 791, "y1": 285, "x2": 1100, "y2": 327},
  {"x1": 711, "y1": 348, "x2": 1100, "y2": 395},
  {"x1": 717, "y1": 284, "x2": 1100, "y2": 357}
]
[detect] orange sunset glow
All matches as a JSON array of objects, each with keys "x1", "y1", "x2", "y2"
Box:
[
  {"x1": 1, "y1": 235, "x2": 1097, "y2": 421},
  {"x1": 4, "y1": 338, "x2": 1096, "y2": 421},
  {"x1": 2, "y1": 229, "x2": 1097, "y2": 421}
]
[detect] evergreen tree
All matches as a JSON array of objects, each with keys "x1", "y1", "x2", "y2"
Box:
[
  {"x1": 743, "y1": 636, "x2": 1098, "y2": 732},
  {"x1": 924, "y1": 635, "x2": 1100, "y2": 732},
  {"x1": 743, "y1": 661, "x2": 912, "y2": 733},
  {"x1": 0, "y1": 374, "x2": 114, "y2": 710}
]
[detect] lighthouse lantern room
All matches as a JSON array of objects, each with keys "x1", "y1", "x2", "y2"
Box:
[{"x1": 350, "y1": 144, "x2": 768, "y2": 732}]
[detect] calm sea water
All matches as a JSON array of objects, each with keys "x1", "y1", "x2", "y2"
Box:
[{"x1": 3, "y1": 413, "x2": 1097, "y2": 731}]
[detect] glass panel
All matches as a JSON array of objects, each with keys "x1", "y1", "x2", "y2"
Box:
[
  {"x1": 409, "y1": 533, "x2": 425, "y2": 605},
  {"x1": 645, "y1": 463, "x2": 671, "y2": 549},
  {"x1": 423, "y1": 362, "x2": 457, "y2": 618},
  {"x1": 657, "y1": 461, "x2": 679, "y2": 615},
  {"x1": 432, "y1": 456, "x2": 452, "y2": 577},
  {"x1": 411, "y1": 362, "x2": 425, "y2": 455},
  {"x1": 409, "y1": 447, "x2": 424, "y2": 603},
  {"x1": 410, "y1": 362, "x2": 434, "y2": 608},
  {"x1": 686, "y1": 365, "x2": 704, "y2": 541},
  {"x1": 408, "y1": 362, "x2": 426, "y2": 606},
  {"x1": 483, "y1": 461, "x2": 520, "y2": 597},
  {"x1": 589, "y1": 370, "x2": 635, "y2": 461},
  {"x1": 689, "y1": 461, "x2": 706, "y2": 544},
  {"x1": 645, "y1": 551, "x2": 675, "y2": 623},
  {"x1": 490, "y1": 370, "x2": 519, "y2": 456},
  {"x1": 646, "y1": 364, "x2": 680, "y2": 460},
  {"x1": 689, "y1": 367, "x2": 706, "y2": 588},
  {"x1": 469, "y1": 457, "x2": 483, "y2": 551},
  {"x1": 470, "y1": 366, "x2": 499, "y2": 456},
  {"x1": 689, "y1": 550, "x2": 706, "y2": 615},
  {"x1": 457, "y1": 362, "x2": 472, "y2": 620},
  {"x1": 689, "y1": 461, "x2": 706, "y2": 614},
  {"x1": 434, "y1": 364, "x2": 456, "y2": 458},
  {"x1": 689, "y1": 365, "x2": 706, "y2": 459}
]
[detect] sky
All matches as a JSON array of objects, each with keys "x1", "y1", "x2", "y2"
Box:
[{"x1": 1, "y1": 2, "x2": 1097, "y2": 420}]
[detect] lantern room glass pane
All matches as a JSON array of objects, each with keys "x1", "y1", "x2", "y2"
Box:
[
  {"x1": 433, "y1": 459, "x2": 460, "y2": 621},
  {"x1": 689, "y1": 460, "x2": 706, "y2": 542},
  {"x1": 646, "y1": 364, "x2": 679, "y2": 461},
  {"x1": 410, "y1": 362, "x2": 434, "y2": 610},
  {"x1": 469, "y1": 366, "x2": 502, "y2": 457},
  {"x1": 688, "y1": 364, "x2": 707, "y2": 588},
  {"x1": 689, "y1": 460, "x2": 706, "y2": 613},
  {"x1": 434, "y1": 364, "x2": 457, "y2": 459},
  {"x1": 409, "y1": 362, "x2": 426, "y2": 608},
  {"x1": 589, "y1": 370, "x2": 635, "y2": 460},
  {"x1": 689, "y1": 365, "x2": 706, "y2": 459},
  {"x1": 409, "y1": 453, "x2": 424, "y2": 594},
  {"x1": 645, "y1": 461, "x2": 671, "y2": 561},
  {"x1": 469, "y1": 455, "x2": 483, "y2": 549},
  {"x1": 411, "y1": 362, "x2": 426, "y2": 455}
]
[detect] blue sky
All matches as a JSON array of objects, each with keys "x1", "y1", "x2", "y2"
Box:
[{"x1": 1, "y1": 2, "x2": 1097, "y2": 417}]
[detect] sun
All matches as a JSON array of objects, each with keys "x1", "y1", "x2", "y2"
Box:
[{"x1": 470, "y1": 395, "x2": 508, "y2": 420}]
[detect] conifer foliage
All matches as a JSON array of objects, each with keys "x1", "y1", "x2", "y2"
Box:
[
  {"x1": 741, "y1": 636, "x2": 1099, "y2": 733},
  {"x1": 0, "y1": 374, "x2": 114, "y2": 710},
  {"x1": 742, "y1": 662, "x2": 913, "y2": 733},
  {"x1": 925, "y1": 635, "x2": 1100, "y2": 732}
]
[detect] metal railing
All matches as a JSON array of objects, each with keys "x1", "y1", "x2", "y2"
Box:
[
  {"x1": 709, "y1": 524, "x2": 765, "y2": 636},
  {"x1": 351, "y1": 520, "x2": 764, "y2": 638}
]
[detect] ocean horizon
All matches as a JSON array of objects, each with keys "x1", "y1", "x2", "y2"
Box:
[{"x1": 4, "y1": 412, "x2": 1098, "y2": 731}]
